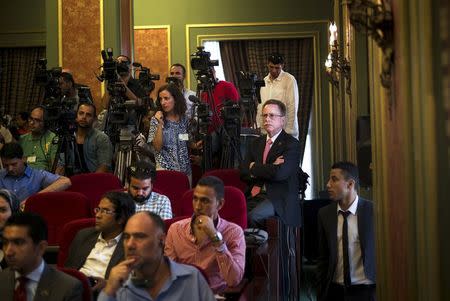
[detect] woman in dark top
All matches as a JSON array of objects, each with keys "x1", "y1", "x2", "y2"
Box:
[{"x1": 0, "y1": 189, "x2": 20, "y2": 269}]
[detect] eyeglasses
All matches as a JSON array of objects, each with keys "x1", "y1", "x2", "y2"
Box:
[
  {"x1": 94, "y1": 207, "x2": 116, "y2": 215},
  {"x1": 261, "y1": 113, "x2": 284, "y2": 119},
  {"x1": 28, "y1": 117, "x2": 43, "y2": 123}
]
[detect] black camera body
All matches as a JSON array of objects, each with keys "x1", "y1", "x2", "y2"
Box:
[
  {"x1": 190, "y1": 46, "x2": 219, "y2": 71},
  {"x1": 237, "y1": 71, "x2": 265, "y2": 102},
  {"x1": 35, "y1": 58, "x2": 63, "y2": 100}
]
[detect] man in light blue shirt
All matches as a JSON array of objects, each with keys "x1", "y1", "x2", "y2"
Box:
[
  {"x1": 98, "y1": 211, "x2": 215, "y2": 301},
  {"x1": 0, "y1": 143, "x2": 71, "y2": 201}
]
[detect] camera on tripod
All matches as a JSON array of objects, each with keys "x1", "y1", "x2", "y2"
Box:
[
  {"x1": 35, "y1": 58, "x2": 63, "y2": 99},
  {"x1": 191, "y1": 46, "x2": 219, "y2": 71},
  {"x1": 236, "y1": 71, "x2": 265, "y2": 103}
]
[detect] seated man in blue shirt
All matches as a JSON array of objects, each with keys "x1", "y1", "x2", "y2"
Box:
[
  {"x1": 0, "y1": 143, "x2": 71, "y2": 202},
  {"x1": 98, "y1": 211, "x2": 215, "y2": 301}
]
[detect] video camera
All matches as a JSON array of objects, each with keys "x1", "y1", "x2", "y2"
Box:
[
  {"x1": 35, "y1": 58, "x2": 63, "y2": 99},
  {"x1": 190, "y1": 46, "x2": 219, "y2": 71},
  {"x1": 132, "y1": 62, "x2": 159, "y2": 95},
  {"x1": 236, "y1": 71, "x2": 265, "y2": 103}
]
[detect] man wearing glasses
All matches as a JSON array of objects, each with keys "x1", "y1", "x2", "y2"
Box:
[
  {"x1": 257, "y1": 53, "x2": 299, "y2": 139},
  {"x1": 64, "y1": 191, "x2": 135, "y2": 295},
  {"x1": 19, "y1": 106, "x2": 58, "y2": 171},
  {"x1": 241, "y1": 99, "x2": 301, "y2": 228}
]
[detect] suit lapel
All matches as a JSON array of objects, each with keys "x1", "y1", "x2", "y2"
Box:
[
  {"x1": 255, "y1": 135, "x2": 267, "y2": 163},
  {"x1": 266, "y1": 131, "x2": 286, "y2": 163},
  {"x1": 357, "y1": 199, "x2": 367, "y2": 254},
  {"x1": 1, "y1": 269, "x2": 15, "y2": 301},
  {"x1": 34, "y1": 264, "x2": 52, "y2": 301}
]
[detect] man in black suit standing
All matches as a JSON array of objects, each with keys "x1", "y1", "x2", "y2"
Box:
[
  {"x1": 317, "y1": 161, "x2": 376, "y2": 301},
  {"x1": 240, "y1": 99, "x2": 301, "y2": 227},
  {"x1": 64, "y1": 191, "x2": 135, "y2": 293},
  {"x1": 0, "y1": 212, "x2": 82, "y2": 300}
]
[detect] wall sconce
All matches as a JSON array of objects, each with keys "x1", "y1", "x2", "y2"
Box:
[
  {"x1": 348, "y1": 0, "x2": 393, "y2": 91},
  {"x1": 324, "y1": 22, "x2": 352, "y2": 96}
]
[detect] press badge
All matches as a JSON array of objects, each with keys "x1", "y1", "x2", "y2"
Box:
[
  {"x1": 27, "y1": 156, "x2": 37, "y2": 163},
  {"x1": 178, "y1": 133, "x2": 189, "y2": 141}
]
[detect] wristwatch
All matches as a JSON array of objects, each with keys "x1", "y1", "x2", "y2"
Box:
[{"x1": 211, "y1": 231, "x2": 223, "y2": 243}]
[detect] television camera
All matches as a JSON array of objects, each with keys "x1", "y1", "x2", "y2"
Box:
[{"x1": 236, "y1": 71, "x2": 265, "y2": 128}]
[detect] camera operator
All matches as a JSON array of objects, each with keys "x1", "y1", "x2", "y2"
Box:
[
  {"x1": 257, "y1": 53, "x2": 299, "y2": 139},
  {"x1": 19, "y1": 106, "x2": 58, "y2": 172},
  {"x1": 169, "y1": 63, "x2": 196, "y2": 119},
  {"x1": 116, "y1": 55, "x2": 147, "y2": 102},
  {"x1": 201, "y1": 66, "x2": 239, "y2": 133},
  {"x1": 71, "y1": 103, "x2": 113, "y2": 174},
  {"x1": 59, "y1": 71, "x2": 79, "y2": 109}
]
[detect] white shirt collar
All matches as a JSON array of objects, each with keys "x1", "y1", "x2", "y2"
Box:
[
  {"x1": 337, "y1": 195, "x2": 359, "y2": 215},
  {"x1": 267, "y1": 129, "x2": 282, "y2": 143},
  {"x1": 98, "y1": 232, "x2": 122, "y2": 245}
]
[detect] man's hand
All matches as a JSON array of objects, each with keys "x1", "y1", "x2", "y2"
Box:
[
  {"x1": 103, "y1": 258, "x2": 136, "y2": 296},
  {"x1": 193, "y1": 215, "x2": 216, "y2": 239},
  {"x1": 273, "y1": 156, "x2": 284, "y2": 165},
  {"x1": 91, "y1": 276, "x2": 106, "y2": 292}
]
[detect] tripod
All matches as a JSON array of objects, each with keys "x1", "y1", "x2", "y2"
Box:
[
  {"x1": 51, "y1": 130, "x2": 83, "y2": 176},
  {"x1": 113, "y1": 125, "x2": 136, "y2": 186},
  {"x1": 220, "y1": 116, "x2": 242, "y2": 168}
]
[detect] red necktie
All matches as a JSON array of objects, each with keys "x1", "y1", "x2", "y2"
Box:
[
  {"x1": 251, "y1": 139, "x2": 273, "y2": 197},
  {"x1": 14, "y1": 276, "x2": 28, "y2": 301}
]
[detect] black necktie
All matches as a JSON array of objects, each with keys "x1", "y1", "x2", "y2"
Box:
[{"x1": 340, "y1": 210, "x2": 351, "y2": 286}]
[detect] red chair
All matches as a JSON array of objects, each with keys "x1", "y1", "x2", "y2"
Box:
[
  {"x1": 179, "y1": 186, "x2": 247, "y2": 229},
  {"x1": 24, "y1": 192, "x2": 91, "y2": 245},
  {"x1": 203, "y1": 168, "x2": 247, "y2": 194},
  {"x1": 57, "y1": 218, "x2": 96, "y2": 267},
  {"x1": 58, "y1": 267, "x2": 93, "y2": 301},
  {"x1": 67, "y1": 173, "x2": 123, "y2": 210},
  {"x1": 153, "y1": 170, "x2": 190, "y2": 217}
]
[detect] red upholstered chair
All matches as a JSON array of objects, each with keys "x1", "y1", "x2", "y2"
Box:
[
  {"x1": 153, "y1": 170, "x2": 190, "y2": 217},
  {"x1": 57, "y1": 218, "x2": 96, "y2": 267},
  {"x1": 179, "y1": 186, "x2": 247, "y2": 229},
  {"x1": 58, "y1": 267, "x2": 93, "y2": 301},
  {"x1": 203, "y1": 168, "x2": 247, "y2": 194},
  {"x1": 24, "y1": 192, "x2": 91, "y2": 245},
  {"x1": 66, "y1": 173, "x2": 123, "y2": 211}
]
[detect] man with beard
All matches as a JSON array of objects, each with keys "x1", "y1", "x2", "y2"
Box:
[
  {"x1": 64, "y1": 191, "x2": 135, "y2": 295},
  {"x1": 71, "y1": 102, "x2": 113, "y2": 174},
  {"x1": 127, "y1": 161, "x2": 172, "y2": 219},
  {"x1": 98, "y1": 211, "x2": 215, "y2": 300}
]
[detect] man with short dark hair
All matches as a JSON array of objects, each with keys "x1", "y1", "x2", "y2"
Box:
[
  {"x1": 19, "y1": 106, "x2": 58, "y2": 171},
  {"x1": 0, "y1": 143, "x2": 71, "y2": 201},
  {"x1": 0, "y1": 212, "x2": 82, "y2": 300},
  {"x1": 257, "y1": 53, "x2": 299, "y2": 139},
  {"x1": 241, "y1": 99, "x2": 301, "y2": 227},
  {"x1": 127, "y1": 161, "x2": 172, "y2": 219},
  {"x1": 317, "y1": 161, "x2": 376, "y2": 301},
  {"x1": 165, "y1": 176, "x2": 245, "y2": 293},
  {"x1": 169, "y1": 63, "x2": 196, "y2": 118},
  {"x1": 72, "y1": 102, "x2": 113, "y2": 174},
  {"x1": 65, "y1": 191, "x2": 136, "y2": 294},
  {"x1": 98, "y1": 211, "x2": 215, "y2": 300}
]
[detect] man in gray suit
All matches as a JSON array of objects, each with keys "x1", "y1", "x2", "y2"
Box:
[
  {"x1": 317, "y1": 161, "x2": 376, "y2": 301},
  {"x1": 64, "y1": 191, "x2": 135, "y2": 293},
  {"x1": 0, "y1": 212, "x2": 82, "y2": 300}
]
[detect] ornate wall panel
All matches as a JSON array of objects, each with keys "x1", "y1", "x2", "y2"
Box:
[
  {"x1": 133, "y1": 26, "x2": 170, "y2": 100},
  {"x1": 60, "y1": 0, "x2": 103, "y2": 109}
]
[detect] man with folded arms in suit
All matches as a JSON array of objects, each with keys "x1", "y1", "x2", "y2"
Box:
[
  {"x1": 317, "y1": 161, "x2": 376, "y2": 301},
  {"x1": 64, "y1": 191, "x2": 135, "y2": 294},
  {"x1": 0, "y1": 212, "x2": 82, "y2": 300}
]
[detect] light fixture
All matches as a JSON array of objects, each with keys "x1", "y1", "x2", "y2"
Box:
[
  {"x1": 324, "y1": 22, "x2": 352, "y2": 95},
  {"x1": 348, "y1": 0, "x2": 393, "y2": 91}
]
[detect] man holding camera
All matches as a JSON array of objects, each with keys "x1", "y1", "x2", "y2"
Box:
[{"x1": 59, "y1": 71, "x2": 79, "y2": 109}]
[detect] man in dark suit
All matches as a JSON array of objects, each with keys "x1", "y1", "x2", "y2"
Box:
[
  {"x1": 317, "y1": 161, "x2": 376, "y2": 301},
  {"x1": 240, "y1": 99, "x2": 301, "y2": 227},
  {"x1": 64, "y1": 191, "x2": 135, "y2": 293},
  {"x1": 0, "y1": 212, "x2": 82, "y2": 300}
]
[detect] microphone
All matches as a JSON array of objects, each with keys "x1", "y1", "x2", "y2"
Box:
[{"x1": 188, "y1": 95, "x2": 201, "y2": 104}]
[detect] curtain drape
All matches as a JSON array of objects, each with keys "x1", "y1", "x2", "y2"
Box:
[{"x1": 219, "y1": 38, "x2": 314, "y2": 162}]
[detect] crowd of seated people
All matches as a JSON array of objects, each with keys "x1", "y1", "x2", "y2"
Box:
[{"x1": 0, "y1": 53, "x2": 376, "y2": 300}]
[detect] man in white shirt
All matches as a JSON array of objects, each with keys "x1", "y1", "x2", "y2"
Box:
[
  {"x1": 258, "y1": 53, "x2": 299, "y2": 139},
  {"x1": 64, "y1": 191, "x2": 136, "y2": 294},
  {"x1": 0, "y1": 212, "x2": 82, "y2": 300}
]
